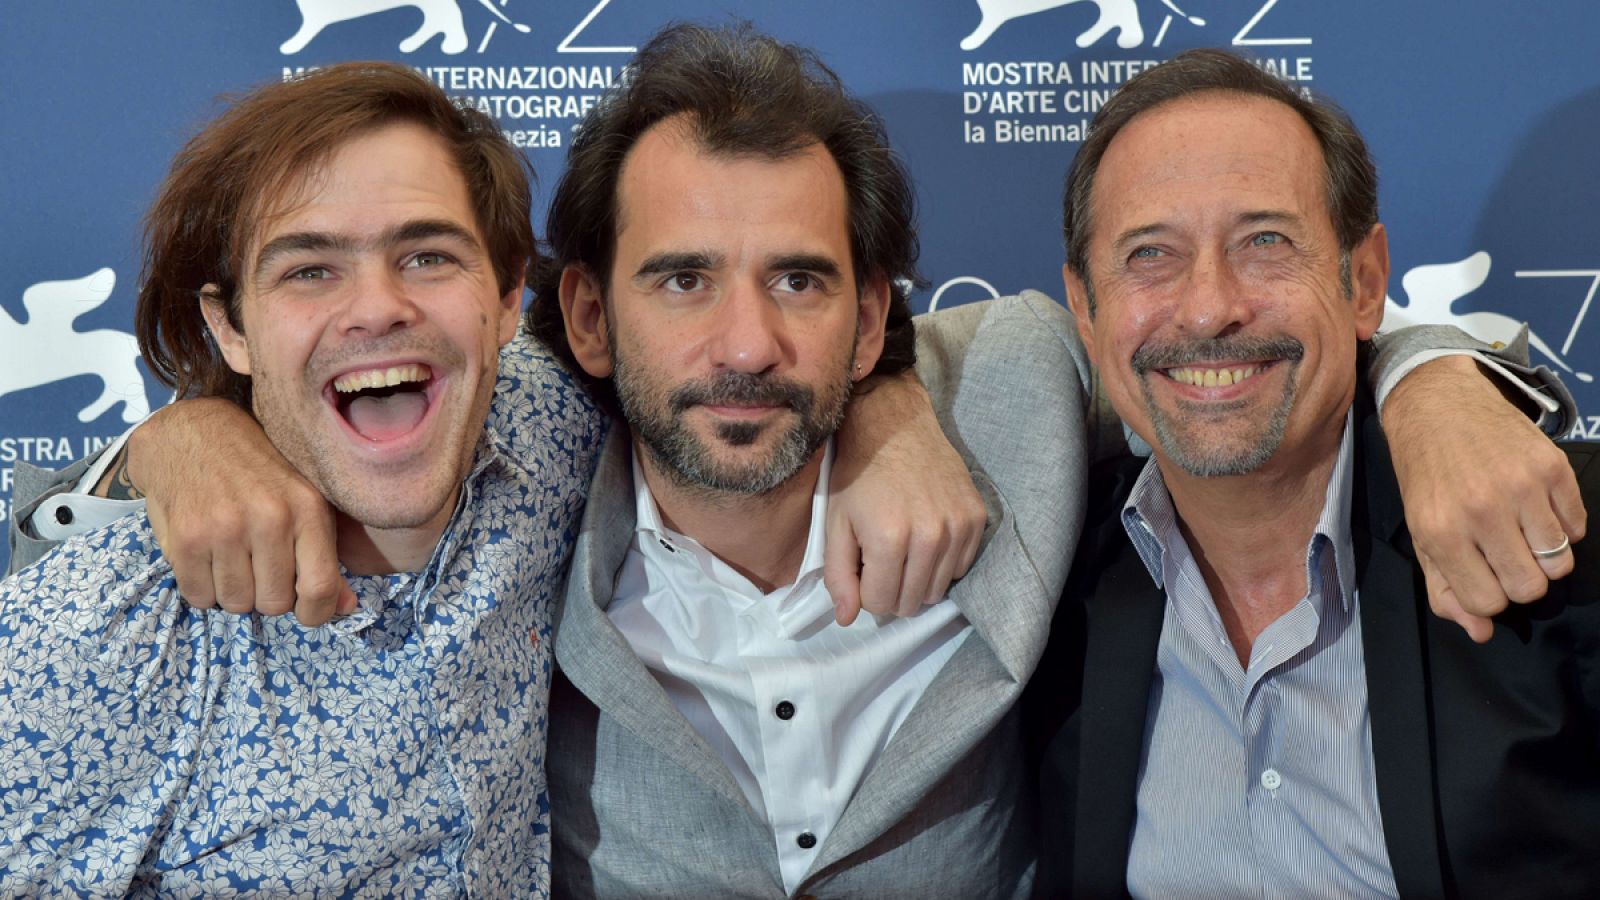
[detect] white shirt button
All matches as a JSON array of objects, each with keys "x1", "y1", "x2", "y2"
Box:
[{"x1": 1260, "y1": 768, "x2": 1283, "y2": 791}]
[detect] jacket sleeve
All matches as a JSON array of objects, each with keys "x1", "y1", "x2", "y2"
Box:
[{"x1": 7, "y1": 456, "x2": 97, "y2": 576}]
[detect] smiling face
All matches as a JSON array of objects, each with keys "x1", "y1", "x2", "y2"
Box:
[
  {"x1": 202, "y1": 122, "x2": 520, "y2": 540},
  {"x1": 560, "y1": 118, "x2": 889, "y2": 496},
  {"x1": 1064, "y1": 92, "x2": 1387, "y2": 480}
]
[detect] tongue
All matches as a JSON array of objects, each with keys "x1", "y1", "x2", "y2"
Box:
[{"x1": 345, "y1": 391, "x2": 428, "y2": 441}]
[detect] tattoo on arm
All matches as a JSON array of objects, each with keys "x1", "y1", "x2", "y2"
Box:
[{"x1": 93, "y1": 452, "x2": 144, "y2": 501}]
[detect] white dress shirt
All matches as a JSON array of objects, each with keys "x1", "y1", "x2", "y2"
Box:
[{"x1": 607, "y1": 441, "x2": 972, "y2": 895}]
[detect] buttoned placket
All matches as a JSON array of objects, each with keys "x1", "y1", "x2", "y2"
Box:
[
  {"x1": 742, "y1": 574, "x2": 832, "y2": 873},
  {"x1": 661, "y1": 534, "x2": 835, "y2": 875},
  {"x1": 1165, "y1": 520, "x2": 1351, "y2": 894},
  {"x1": 628, "y1": 447, "x2": 839, "y2": 885}
]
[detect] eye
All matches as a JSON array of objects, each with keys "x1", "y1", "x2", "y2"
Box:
[
  {"x1": 1129, "y1": 246, "x2": 1164, "y2": 261},
  {"x1": 285, "y1": 265, "x2": 332, "y2": 282},
  {"x1": 404, "y1": 251, "x2": 455, "y2": 269},
  {"x1": 1250, "y1": 232, "x2": 1288, "y2": 247},
  {"x1": 774, "y1": 272, "x2": 821, "y2": 294},
  {"x1": 663, "y1": 272, "x2": 705, "y2": 293}
]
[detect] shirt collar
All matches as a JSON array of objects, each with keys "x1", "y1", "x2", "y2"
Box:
[
  {"x1": 331, "y1": 432, "x2": 505, "y2": 634},
  {"x1": 1120, "y1": 409, "x2": 1357, "y2": 614},
  {"x1": 631, "y1": 439, "x2": 835, "y2": 633}
]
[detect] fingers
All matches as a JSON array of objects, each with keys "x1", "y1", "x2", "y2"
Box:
[
  {"x1": 857, "y1": 523, "x2": 909, "y2": 621},
  {"x1": 1476, "y1": 514, "x2": 1560, "y2": 608},
  {"x1": 823, "y1": 511, "x2": 864, "y2": 627},
  {"x1": 1521, "y1": 501, "x2": 1574, "y2": 584},
  {"x1": 289, "y1": 500, "x2": 345, "y2": 627},
  {"x1": 831, "y1": 499, "x2": 986, "y2": 623},
  {"x1": 161, "y1": 507, "x2": 260, "y2": 615},
  {"x1": 894, "y1": 525, "x2": 951, "y2": 619},
  {"x1": 1551, "y1": 474, "x2": 1588, "y2": 544},
  {"x1": 146, "y1": 460, "x2": 345, "y2": 624},
  {"x1": 1474, "y1": 448, "x2": 1583, "y2": 607},
  {"x1": 1408, "y1": 443, "x2": 1581, "y2": 619},
  {"x1": 1419, "y1": 549, "x2": 1494, "y2": 644},
  {"x1": 1420, "y1": 522, "x2": 1504, "y2": 621},
  {"x1": 250, "y1": 502, "x2": 298, "y2": 618}
]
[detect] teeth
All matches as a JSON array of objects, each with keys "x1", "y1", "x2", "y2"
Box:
[
  {"x1": 333, "y1": 364, "x2": 432, "y2": 393},
  {"x1": 1166, "y1": 365, "x2": 1261, "y2": 387}
]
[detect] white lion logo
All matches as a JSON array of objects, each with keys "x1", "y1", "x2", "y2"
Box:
[
  {"x1": 1384, "y1": 251, "x2": 1593, "y2": 383},
  {"x1": 961, "y1": 0, "x2": 1204, "y2": 51},
  {"x1": 280, "y1": 0, "x2": 529, "y2": 56},
  {"x1": 2, "y1": 269, "x2": 151, "y2": 423}
]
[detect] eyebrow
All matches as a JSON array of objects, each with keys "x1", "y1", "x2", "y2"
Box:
[
  {"x1": 1110, "y1": 223, "x2": 1170, "y2": 254},
  {"x1": 767, "y1": 254, "x2": 842, "y2": 280},
  {"x1": 252, "y1": 218, "x2": 481, "y2": 276},
  {"x1": 1237, "y1": 210, "x2": 1300, "y2": 228},
  {"x1": 633, "y1": 251, "x2": 724, "y2": 280},
  {"x1": 630, "y1": 250, "x2": 846, "y2": 284}
]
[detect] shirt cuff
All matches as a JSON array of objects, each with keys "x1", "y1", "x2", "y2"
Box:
[
  {"x1": 31, "y1": 493, "x2": 146, "y2": 541},
  {"x1": 31, "y1": 426, "x2": 144, "y2": 540},
  {"x1": 1374, "y1": 348, "x2": 1562, "y2": 429}
]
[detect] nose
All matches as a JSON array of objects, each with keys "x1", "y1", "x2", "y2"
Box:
[
  {"x1": 336, "y1": 267, "x2": 421, "y2": 337},
  {"x1": 1175, "y1": 251, "x2": 1253, "y2": 338},
  {"x1": 707, "y1": 280, "x2": 785, "y2": 374}
]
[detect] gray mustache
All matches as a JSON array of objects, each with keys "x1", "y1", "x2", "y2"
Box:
[
  {"x1": 670, "y1": 371, "x2": 814, "y2": 414},
  {"x1": 1132, "y1": 336, "x2": 1305, "y2": 373}
]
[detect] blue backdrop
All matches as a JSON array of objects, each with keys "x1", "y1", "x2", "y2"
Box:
[{"x1": 4, "y1": 0, "x2": 1598, "y2": 570}]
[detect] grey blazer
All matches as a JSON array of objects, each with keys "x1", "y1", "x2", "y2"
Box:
[{"x1": 546, "y1": 292, "x2": 1108, "y2": 899}]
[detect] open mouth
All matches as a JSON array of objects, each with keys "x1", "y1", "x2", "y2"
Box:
[{"x1": 330, "y1": 363, "x2": 436, "y2": 442}]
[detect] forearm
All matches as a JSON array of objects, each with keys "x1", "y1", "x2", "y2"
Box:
[
  {"x1": 1373, "y1": 326, "x2": 1586, "y2": 639},
  {"x1": 1370, "y1": 323, "x2": 1577, "y2": 433},
  {"x1": 912, "y1": 291, "x2": 1100, "y2": 596}
]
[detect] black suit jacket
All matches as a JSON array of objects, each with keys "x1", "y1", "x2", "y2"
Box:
[{"x1": 1028, "y1": 410, "x2": 1600, "y2": 899}]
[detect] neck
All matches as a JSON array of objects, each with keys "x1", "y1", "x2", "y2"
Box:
[
  {"x1": 1159, "y1": 438, "x2": 1341, "y2": 665},
  {"x1": 335, "y1": 489, "x2": 459, "y2": 576},
  {"x1": 637, "y1": 441, "x2": 823, "y2": 593}
]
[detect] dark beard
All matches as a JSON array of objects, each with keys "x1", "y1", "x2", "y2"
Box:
[{"x1": 615, "y1": 364, "x2": 851, "y2": 495}]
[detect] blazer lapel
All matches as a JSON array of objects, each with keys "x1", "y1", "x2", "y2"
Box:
[
  {"x1": 552, "y1": 428, "x2": 753, "y2": 811},
  {"x1": 1353, "y1": 412, "x2": 1446, "y2": 899},
  {"x1": 1070, "y1": 523, "x2": 1165, "y2": 895},
  {"x1": 812, "y1": 474, "x2": 1052, "y2": 874}
]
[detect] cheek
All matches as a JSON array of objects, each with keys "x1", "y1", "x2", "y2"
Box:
[
  {"x1": 1102, "y1": 304, "x2": 1162, "y2": 361},
  {"x1": 259, "y1": 306, "x2": 334, "y2": 364}
]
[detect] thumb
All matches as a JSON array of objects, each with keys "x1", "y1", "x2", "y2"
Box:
[
  {"x1": 1420, "y1": 547, "x2": 1494, "y2": 644},
  {"x1": 336, "y1": 581, "x2": 359, "y2": 616},
  {"x1": 824, "y1": 513, "x2": 864, "y2": 626}
]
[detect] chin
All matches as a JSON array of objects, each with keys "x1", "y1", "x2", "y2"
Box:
[{"x1": 319, "y1": 462, "x2": 464, "y2": 531}]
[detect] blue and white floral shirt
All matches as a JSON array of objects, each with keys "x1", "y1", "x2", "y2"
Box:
[{"x1": 0, "y1": 336, "x2": 604, "y2": 898}]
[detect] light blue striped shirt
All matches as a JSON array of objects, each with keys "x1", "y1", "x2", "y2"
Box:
[{"x1": 1120, "y1": 415, "x2": 1399, "y2": 899}]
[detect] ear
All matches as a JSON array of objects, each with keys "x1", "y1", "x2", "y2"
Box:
[
  {"x1": 1062, "y1": 264, "x2": 1099, "y2": 366},
  {"x1": 199, "y1": 285, "x2": 251, "y2": 376},
  {"x1": 1350, "y1": 223, "x2": 1390, "y2": 341},
  {"x1": 496, "y1": 275, "x2": 525, "y2": 347},
  {"x1": 559, "y1": 265, "x2": 614, "y2": 378},
  {"x1": 850, "y1": 276, "x2": 892, "y2": 379}
]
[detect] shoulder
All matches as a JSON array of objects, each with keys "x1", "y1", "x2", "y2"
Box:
[
  {"x1": 2, "y1": 512, "x2": 172, "y2": 627},
  {"x1": 487, "y1": 329, "x2": 609, "y2": 491},
  {"x1": 0, "y1": 513, "x2": 214, "y2": 688},
  {"x1": 0, "y1": 515, "x2": 219, "y2": 891}
]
